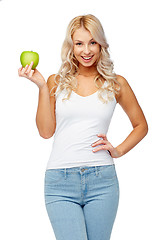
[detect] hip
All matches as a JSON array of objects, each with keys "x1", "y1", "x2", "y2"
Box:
[{"x1": 44, "y1": 164, "x2": 119, "y2": 205}]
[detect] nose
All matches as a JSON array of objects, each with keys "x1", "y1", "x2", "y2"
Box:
[{"x1": 83, "y1": 44, "x2": 91, "y2": 55}]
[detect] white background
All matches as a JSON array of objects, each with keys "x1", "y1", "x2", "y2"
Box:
[{"x1": 0, "y1": 0, "x2": 159, "y2": 239}]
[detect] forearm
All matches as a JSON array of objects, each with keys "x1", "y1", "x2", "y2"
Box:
[
  {"x1": 116, "y1": 124, "x2": 148, "y2": 157},
  {"x1": 36, "y1": 84, "x2": 55, "y2": 138}
]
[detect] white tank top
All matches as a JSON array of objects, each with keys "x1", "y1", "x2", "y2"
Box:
[{"x1": 46, "y1": 81, "x2": 117, "y2": 169}]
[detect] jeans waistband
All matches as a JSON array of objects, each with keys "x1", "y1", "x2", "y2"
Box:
[{"x1": 46, "y1": 164, "x2": 115, "y2": 175}]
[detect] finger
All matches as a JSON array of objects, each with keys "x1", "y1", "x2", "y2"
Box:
[
  {"x1": 26, "y1": 61, "x2": 34, "y2": 73},
  {"x1": 97, "y1": 133, "x2": 108, "y2": 140},
  {"x1": 19, "y1": 66, "x2": 23, "y2": 71},
  {"x1": 18, "y1": 66, "x2": 23, "y2": 75},
  {"x1": 93, "y1": 144, "x2": 113, "y2": 153},
  {"x1": 21, "y1": 64, "x2": 29, "y2": 74},
  {"x1": 28, "y1": 70, "x2": 34, "y2": 78},
  {"x1": 92, "y1": 145, "x2": 107, "y2": 152},
  {"x1": 18, "y1": 65, "x2": 27, "y2": 76},
  {"x1": 91, "y1": 140, "x2": 106, "y2": 147},
  {"x1": 97, "y1": 133, "x2": 105, "y2": 137}
]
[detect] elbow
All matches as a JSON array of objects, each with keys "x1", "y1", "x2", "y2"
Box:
[
  {"x1": 145, "y1": 124, "x2": 149, "y2": 136},
  {"x1": 141, "y1": 121, "x2": 149, "y2": 138},
  {"x1": 134, "y1": 121, "x2": 148, "y2": 139},
  {"x1": 38, "y1": 129, "x2": 55, "y2": 139},
  {"x1": 144, "y1": 119, "x2": 149, "y2": 135},
  {"x1": 36, "y1": 120, "x2": 55, "y2": 139},
  {"x1": 40, "y1": 133, "x2": 54, "y2": 139}
]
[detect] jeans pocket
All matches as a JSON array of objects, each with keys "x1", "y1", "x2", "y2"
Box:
[
  {"x1": 99, "y1": 165, "x2": 117, "y2": 180},
  {"x1": 45, "y1": 169, "x2": 63, "y2": 184}
]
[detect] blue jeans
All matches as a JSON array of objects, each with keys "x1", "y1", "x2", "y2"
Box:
[{"x1": 44, "y1": 164, "x2": 120, "y2": 240}]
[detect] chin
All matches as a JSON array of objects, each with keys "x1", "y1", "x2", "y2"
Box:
[{"x1": 83, "y1": 61, "x2": 97, "y2": 67}]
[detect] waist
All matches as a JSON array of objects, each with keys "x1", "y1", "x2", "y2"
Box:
[{"x1": 46, "y1": 164, "x2": 115, "y2": 174}]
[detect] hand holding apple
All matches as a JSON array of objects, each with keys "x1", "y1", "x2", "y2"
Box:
[{"x1": 18, "y1": 61, "x2": 46, "y2": 89}]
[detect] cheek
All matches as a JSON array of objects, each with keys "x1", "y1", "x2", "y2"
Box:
[
  {"x1": 92, "y1": 43, "x2": 101, "y2": 54},
  {"x1": 73, "y1": 47, "x2": 81, "y2": 57},
  {"x1": 95, "y1": 45, "x2": 101, "y2": 55}
]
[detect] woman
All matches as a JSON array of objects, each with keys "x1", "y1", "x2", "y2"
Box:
[{"x1": 18, "y1": 14, "x2": 148, "y2": 240}]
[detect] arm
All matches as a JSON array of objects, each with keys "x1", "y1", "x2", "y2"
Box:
[
  {"x1": 36, "y1": 74, "x2": 57, "y2": 139},
  {"x1": 115, "y1": 75, "x2": 148, "y2": 157},
  {"x1": 18, "y1": 63, "x2": 57, "y2": 139},
  {"x1": 91, "y1": 75, "x2": 148, "y2": 158}
]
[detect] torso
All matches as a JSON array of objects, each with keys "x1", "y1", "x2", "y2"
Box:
[
  {"x1": 73, "y1": 75, "x2": 103, "y2": 97},
  {"x1": 73, "y1": 75, "x2": 119, "y2": 102},
  {"x1": 54, "y1": 74, "x2": 120, "y2": 103}
]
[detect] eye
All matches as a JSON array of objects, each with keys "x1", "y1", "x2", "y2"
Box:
[
  {"x1": 76, "y1": 42, "x2": 82, "y2": 46},
  {"x1": 91, "y1": 41, "x2": 97, "y2": 45}
]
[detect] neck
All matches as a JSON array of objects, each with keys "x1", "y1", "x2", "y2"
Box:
[{"x1": 77, "y1": 63, "x2": 98, "y2": 77}]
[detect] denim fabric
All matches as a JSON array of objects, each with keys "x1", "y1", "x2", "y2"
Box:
[{"x1": 44, "y1": 164, "x2": 119, "y2": 240}]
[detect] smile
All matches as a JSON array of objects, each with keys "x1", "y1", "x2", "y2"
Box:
[
  {"x1": 81, "y1": 55, "x2": 94, "y2": 60},
  {"x1": 81, "y1": 55, "x2": 94, "y2": 62}
]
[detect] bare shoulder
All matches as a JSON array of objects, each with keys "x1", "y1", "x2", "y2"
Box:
[
  {"x1": 116, "y1": 75, "x2": 127, "y2": 85},
  {"x1": 47, "y1": 74, "x2": 60, "y2": 96},
  {"x1": 115, "y1": 74, "x2": 132, "y2": 103},
  {"x1": 116, "y1": 74, "x2": 129, "y2": 88}
]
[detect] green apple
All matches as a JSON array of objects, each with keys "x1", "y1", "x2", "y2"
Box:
[{"x1": 20, "y1": 51, "x2": 39, "y2": 70}]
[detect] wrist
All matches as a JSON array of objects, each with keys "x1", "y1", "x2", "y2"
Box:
[
  {"x1": 39, "y1": 82, "x2": 48, "y2": 91},
  {"x1": 115, "y1": 145, "x2": 124, "y2": 158}
]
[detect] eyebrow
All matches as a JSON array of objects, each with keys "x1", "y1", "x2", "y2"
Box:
[{"x1": 75, "y1": 38, "x2": 94, "y2": 42}]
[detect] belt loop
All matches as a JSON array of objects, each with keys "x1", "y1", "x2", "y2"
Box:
[
  {"x1": 64, "y1": 168, "x2": 66, "y2": 179},
  {"x1": 95, "y1": 166, "x2": 98, "y2": 176}
]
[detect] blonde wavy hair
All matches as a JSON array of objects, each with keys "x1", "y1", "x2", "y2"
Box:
[{"x1": 50, "y1": 14, "x2": 120, "y2": 103}]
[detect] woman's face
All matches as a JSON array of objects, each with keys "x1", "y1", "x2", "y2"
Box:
[{"x1": 72, "y1": 26, "x2": 101, "y2": 68}]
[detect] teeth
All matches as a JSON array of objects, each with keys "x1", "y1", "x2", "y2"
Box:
[{"x1": 82, "y1": 56, "x2": 92, "y2": 60}]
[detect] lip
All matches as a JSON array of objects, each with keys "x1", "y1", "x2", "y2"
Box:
[{"x1": 81, "y1": 55, "x2": 94, "y2": 62}]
